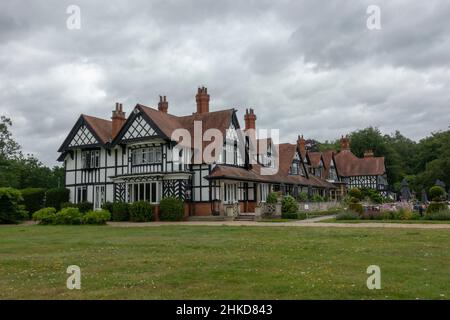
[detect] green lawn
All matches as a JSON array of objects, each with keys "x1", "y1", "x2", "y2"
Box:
[
  {"x1": 321, "y1": 218, "x2": 450, "y2": 224},
  {"x1": 1, "y1": 225, "x2": 449, "y2": 299}
]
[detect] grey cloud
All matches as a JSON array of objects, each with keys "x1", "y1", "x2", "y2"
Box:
[{"x1": 0, "y1": 0, "x2": 450, "y2": 166}]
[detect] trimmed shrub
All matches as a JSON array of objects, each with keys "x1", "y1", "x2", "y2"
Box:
[
  {"x1": 426, "y1": 201, "x2": 447, "y2": 214},
  {"x1": 82, "y1": 210, "x2": 111, "y2": 225},
  {"x1": 111, "y1": 202, "x2": 130, "y2": 221},
  {"x1": 281, "y1": 211, "x2": 298, "y2": 219},
  {"x1": 45, "y1": 188, "x2": 70, "y2": 210},
  {"x1": 129, "y1": 201, "x2": 153, "y2": 222},
  {"x1": 429, "y1": 186, "x2": 445, "y2": 202},
  {"x1": 297, "y1": 212, "x2": 308, "y2": 220},
  {"x1": 348, "y1": 188, "x2": 362, "y2": 201},
  {"x1": 266, "y1": 192, "x2": 278, "y2": 204},
  {"x1": 54, "y1": 207, "x2": 82, "y2": 225},
  {"x1": 297, "y1": 192, "x2": 308, "y2": 202},
  {"x1": 348, "y1": 202, "x2": 364, "y2": 215},
  {"x1": 425, "y1": 210, "x2": 450, "y2": 221},
  {"x1": 159, "y1": 197, "x2": 184, "y2": 221},
  {"x1": 281, "y1": 195, "x2": 298, "y2": 214},
  {"x1": 0, "y1": 188, "x2": 28, "y2": 224},
  {"x1": 396, "y1": 207, "x2": 412, "y2": 220},
  {"x1": 77, "y1": 202, "x2": 93, "y2": 213},
  {"x1": 61, "y1": 201, "x2": 93, "y2": 213},
  {"x1": 311, "y1": 194, "x2": 324, "y2": 202},
  {"x1": 101, "y1": 201, "x2": 114, "y2": 214},
  {"x1": 61, "y1": 202, "x2": 74, "y2": 209},
  {"x1": 336, "y1": 211, "x2": 359, "y2": 220},
  {"x1": 21, "y1": 188, "x2": 46, "y2": 214},
  {"x1": 33, "y1": 207, "x2": 57, "y2": 225}
]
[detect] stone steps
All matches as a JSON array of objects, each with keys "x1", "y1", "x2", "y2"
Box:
[
  {"x1": 187, "y1": 216, "x2": 227, "y2": 222},
  {"x1": 234, "y1": 213, "x2": 256, "y2": 221}
]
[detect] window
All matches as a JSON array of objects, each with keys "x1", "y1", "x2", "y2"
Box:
[
  {"x1": 224, "y1": 183, "x2": 237, "y2": 204},
  {"x1": 81, "y1": 150, "x2": 100, "y2": 169},
  {"x1": 95, "y1": 186, "x2": 105, "y2": 209},
  {"x1": 77, "y1": 186, "x2": 87, "y2": 203},
  {"x1": 128, "y1": 182, "x2": 160, "y2": 203},
  {"x1": 260, "y1": 184, "x2": 269, "y2": 202},
  {"x1": 131, "y1": 147, "x2": 162, "y2": 165},
  {"x1": 314, "y1": 168, "x2": 321, "y2": 177}
]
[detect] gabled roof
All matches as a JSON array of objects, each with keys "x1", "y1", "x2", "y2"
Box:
[
  {"x1": 334, "y1": 149, "x2": 385, "y2": 176},
  {"x1": 321, "y1": 150, "x2": 336, "y2": 178},
  {"x1": 116, "y1": 104, "x2": 235, "y2": 150},
  {"x1": 58, "y1": 114, "x2": 111, "y2": 153},
  {"x1": 82, "y1": 115, "x2": 112, "y2": 144},
  {"x1": 307, "y1": 152, "x2": 323, "y2": 168}
]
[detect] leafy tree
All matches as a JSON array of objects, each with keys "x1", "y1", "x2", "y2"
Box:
[{"x1": 0, "y1": 116, "x2": 21, "y2": 160}]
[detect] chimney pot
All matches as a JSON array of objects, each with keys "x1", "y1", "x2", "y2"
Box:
[
  {"x1": 112, "y1": 102, "x2": 126, "y2": 138},
  {"x1": 158, "y1": 95, "x2": 169, "y2": 113},
  {"x1": 195, "y1": 86, "x2": 210, "y2": 113},
  {"x1": 244, "y1": 108, "x2": 257, "y2": 131},
  {"x1": 297, "y1": 135, "x2": 306, "y2": 155},
  {"x1": 340, "y1": 135, "x2": 350, "y2": 150}
]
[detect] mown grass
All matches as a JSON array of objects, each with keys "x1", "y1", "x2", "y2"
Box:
[
  {"x1": 0, "y1": 225, "x2": 449, "y2": 299},
  {"x1": 321, "y1": 218, "x2": 450, "y2": 224}
]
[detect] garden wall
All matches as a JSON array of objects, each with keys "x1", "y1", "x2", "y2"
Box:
[{"x1": 298, "y1": 201, "x2": 340, "y2": 211}]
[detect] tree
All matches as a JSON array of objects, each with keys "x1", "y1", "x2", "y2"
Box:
[
  {"x1": 0, "y1": 115, "x2": 64, "y2": 189},
  {"x1": 0, "y1": 116, "x2": 21, "y2": 160},
  {"x1": 349, "y1": 127, "x2": 402, "y2": 185}
]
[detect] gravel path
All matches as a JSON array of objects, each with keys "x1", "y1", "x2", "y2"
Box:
[{"x1": 107, "y1": 217, "x2": 450, "y2": 229}]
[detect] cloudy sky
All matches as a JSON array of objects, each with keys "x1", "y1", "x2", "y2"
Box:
[{"x1": 1, "y1": 0, "x2": 450, "y2": 166}]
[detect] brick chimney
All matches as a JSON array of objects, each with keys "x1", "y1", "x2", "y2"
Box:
[
  {"x1": 244, "y1": 108, "x2": 257, "y2": 131},
  {"x1": 112, "y1": 102, "x2": 126, "y2": 138},
  {"x1": 364, "y1": 149, "x2": 374, "y2": 157},
  {"x1": 297, "y1": 135, "x2": 306, "y2": 156},
  {"x1": 158, "y1": 95, "x2": 168, "y2": 113},
  {"x1": 196, "y1": 87, "x2": 210, "y2": 114},
  {"x1": 340, "y1": 135, "x2": 350, "y2": 150}
]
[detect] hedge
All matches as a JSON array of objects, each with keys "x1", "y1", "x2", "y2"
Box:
[
  {"x1": 426, "y1": 201, "x2": 447, "y2": 214},
  {"x1": 82, "y1": 210, "x2": 111, "y2": 225},
  {"x1": 111, "y1": 202, "x2": 130, "y2": 221},
  {"x1": 20, "y1": 188, "x2": 46, "y2": 214},
  {"x1": 159, "y1": 197, "x2": 184, "y2": 221},
  {"x1": 45, "y1": 188, "x2": 70, "y2": 210},
  {"x1": 129, "y1": 201, "x2": 153, "y2": 222},
  {"x1": 0, "y1": 188, "x2": 28, "y2": 224},
  {"x1": 32, "y1": 207, "x2": 57, "y2": 225},
  {"x1": 33, "y1": 207, "x2": 112, "y2": 225}
]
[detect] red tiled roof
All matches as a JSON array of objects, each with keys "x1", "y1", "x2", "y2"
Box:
[
  {"x1": 321, "y1": 150, "x2": 334, "y2": 178},
  {"x1": 139, "y1": 105, "x2": 234, "y2": 152},
  {"x1": 307, "y1": 152, "x2": 322, "y2": 168},
  {"x1": 207, "y1": 143, "x2": 336, "y2": 188},
  {"x1": 334, "y1": 149, "x2": 385, "y2": 176},
  {"x1": 82, "y1": 114, "x2": 112, "y2": 144}
]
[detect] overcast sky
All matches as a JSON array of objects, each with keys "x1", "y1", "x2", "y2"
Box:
[{"x1": 1, "y1": 0, "x2": 450, "y2": 166}]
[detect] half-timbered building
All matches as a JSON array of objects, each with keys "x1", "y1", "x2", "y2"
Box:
[
  {"x1": 333, "y1": 136, "x2": 388, "y2": 194},
  {"x1": 58, "y1": 87, "x2": 385, "y2": 218}
]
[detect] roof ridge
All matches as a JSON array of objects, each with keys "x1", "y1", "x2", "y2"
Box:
[{"x1": 81, "y1": 114, "x2": 112, "y2": 123}]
